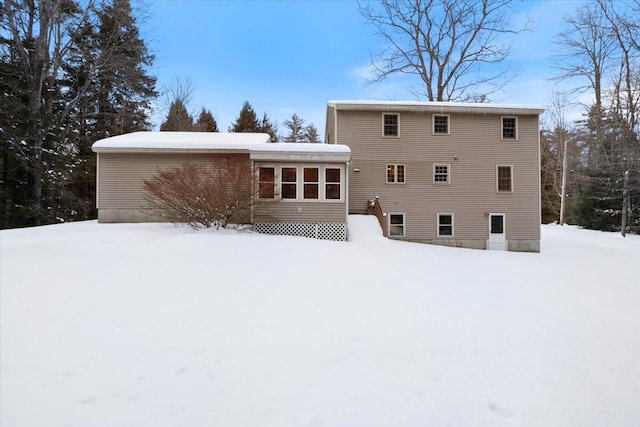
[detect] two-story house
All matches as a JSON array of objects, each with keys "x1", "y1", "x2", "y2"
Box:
[{"x1": 325, "y1": 101, "x2": 544, "y2": 252}]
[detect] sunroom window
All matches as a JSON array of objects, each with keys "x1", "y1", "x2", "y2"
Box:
[
  {"x1": 325, "y1": 168, "x2": 341, "y2": 200},
  {"x1": 304, "y1": 167, "x2": 319, "y2": 199},
  {"x1": 281, "y1": 167, "x2": 297, "y2": 199},
  {"x1": 258, "y1": 167, "x2": 275, "y2": 199}
]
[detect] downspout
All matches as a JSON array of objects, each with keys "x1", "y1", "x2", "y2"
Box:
[
  {"x1": 334, "y1": 106, "x2": 338, "y2": 144},
  {"x1": 96, "y1": 153, "x2": 100, "y2": 211},
  {"x1": 250, "y1": 159, "x2": 255, "y2": 225},
  {"x1": 345, "y1": 160, "x2": 349, "y2": 237}
]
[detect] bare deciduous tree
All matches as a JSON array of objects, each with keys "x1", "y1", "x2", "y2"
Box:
[
  {"x1": 553, "y1": 1, "x2": 615, "y2": 135},
  {"x1": 161, "y1": 75, "x2": 195, "y2": 111},
  {"x1": 358, "y1": 0, "x2": 527, "y2": 101},
  {"x1": 597, "y1": 0, "x2": 640, "y2": 236},
  {"x1": 144, "y1": 156, "x2": 257, "y2": 229},
  {"x1": 554, "y1": 0, "x2": 640, "y2": 235},
  {"x1": 545, "y1": 92, "x2": 574, "y2": 225}
]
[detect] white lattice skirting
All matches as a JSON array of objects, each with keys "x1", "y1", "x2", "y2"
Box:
[{"x1": 254, "y1": 223, "x2": 347, "y2": 241}]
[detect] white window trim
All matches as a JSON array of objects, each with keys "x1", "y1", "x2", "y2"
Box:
[
  {"x1": 265, "y1": 164, "x2": 344, "y2": 202},
  {"x1": 386, "y1": 163, "x2": 406, "y2": 184},
  {"x1": 382, "y1": 112, "x2": 400, "y2": 138},
  {"x1": 432, "y1": 114, "x2": 450, "y2": 135},
  {"x1": 496, "y1": 164, "x2": 514, "y2": 193},
  {"x1": 388, "y1": 212, "x2": 406, "y2": 238},
  {"x1": 433, "y1": 163, "x2": 451, "y2": 185},
  {"x1": 501, "y1": 116, "x2": 518, "y2": 141},
  {"x1": 437, "y1": 212, "x2": 455, "y2": 238}
]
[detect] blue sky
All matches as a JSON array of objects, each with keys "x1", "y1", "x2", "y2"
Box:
[{"x1": 142, "y1": 0, "x2": 585, "y2": 137}]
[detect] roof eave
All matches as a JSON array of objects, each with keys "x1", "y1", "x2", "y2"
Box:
[
  {"x1": 250, "y1": 151, "x2": 351, "y2": 163},
  {"x1": 328, "y1": 101, "x2": 544, "y2": 116},
  {"x1": 92, "y1": 147, "x2": 251, "y2": 154}
]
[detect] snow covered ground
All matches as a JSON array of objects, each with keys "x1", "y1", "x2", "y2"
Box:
[{"x1": 1, "y1": 216, "x2": 639, "y2": 427}]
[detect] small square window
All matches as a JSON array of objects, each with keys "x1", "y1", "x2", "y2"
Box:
[
  {"x1": 497, "y1": 166, "x2": 512, "y2": 192},
  {"x1": 437, "y1": 214, "x2": 454, "y2": 237},
  {"x1": 502, "y1": 117, "x2": 517, "y2": 139},
  {"x1": 386, "y1": 164, "x2": 405, "y2": 183},
  {"x1": 433, "y1": 164, "x2": 450, "y2": 184},
  {"x1": 388, "y1": 213, "x2": 405, "y2": 237},
  {"x1": 433, "y1": 114, "x2": 449, "y2": 134},
  {"x1": 383, "y1": 114, "x2": 399, "y2": 137}
]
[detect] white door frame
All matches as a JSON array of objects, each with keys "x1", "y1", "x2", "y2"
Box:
[{"x1": 488, "y1": 213, "x2": 506, "y2": 251}]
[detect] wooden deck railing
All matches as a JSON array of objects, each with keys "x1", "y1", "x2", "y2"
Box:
[{"x1": 367, "y1": 196, "x2": 387, "y2": 237}]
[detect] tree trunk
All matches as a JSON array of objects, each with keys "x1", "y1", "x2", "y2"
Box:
[
  {"x1": 560, "y1": 134, "x2": 569, "y2": 225},
  {"x1": 621, "y1": 170, "x2": 629, "y2": 237}
]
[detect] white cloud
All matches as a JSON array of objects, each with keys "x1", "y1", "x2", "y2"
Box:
[{"x1": 350, "y1": 63, "x2": 378, "y2": 82}]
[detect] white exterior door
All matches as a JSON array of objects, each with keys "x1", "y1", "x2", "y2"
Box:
[{"x1": 489, "y1": 214, "x2": 506, "y2": 250}]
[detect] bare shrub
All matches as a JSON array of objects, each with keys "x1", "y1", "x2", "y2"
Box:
[{"x1": 143, "y1": 156, "x2": 256, "y2": 229}]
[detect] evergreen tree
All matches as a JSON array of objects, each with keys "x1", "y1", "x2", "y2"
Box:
[
  {"x1": 570, "y1": 107, "x2": 640, "y2": 233},
  {"x1": 94, "y1": 0, "x2": 156, "y2": 136},
  {"x1": 229, "y1": 101, "x2": 259, "y2": 132},
  {"x1": 1, "y1": 0, "x2": 156, "y2": 227},
  {"x1": 1, "y1": 0, "x2": 83, "y2": 226},
  {"x1": 60, "y1": 0, "x2": 157, "y2": 223},
  {"x1": 303, "y1": 124, "x2": 320, "y2": 143},
  {"x1": 193, "y1": 108, "x2": 219, "y2": 132},
  {"x1": 282, "y1": 113, "x2": 306, "y2": 142},
  {"x1": 160, "y1": 100, "x2": 194, "y2": 131},
  {"x1": 0, "y1": 40, "x2": 32, "y2": 227},
  {"x1": 258, "y1": 112, "x2": 278, "y2": 142}
]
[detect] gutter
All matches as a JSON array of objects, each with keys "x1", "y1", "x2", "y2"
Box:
[{"x1": 328, "y1": 101, "x2": 545, "y2": 116}]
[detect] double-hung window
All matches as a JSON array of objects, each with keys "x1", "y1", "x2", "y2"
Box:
[
  {"x1": 437, "y1": 213, "x2": 454, "y2": 237},
  {"x1": 386, "y1": 164, "x2": 405, "y2": 184},
  {"x1": 433, "y1": 164, "x2": 450, "y2": 184},
  {"x1": 433, "y1": 114, "x2": 449, "y2": 135},
  {"x1": 383, "y1": 113, "x2": 399, "y2": 137},
  {"x1": 497, "y1": 165, "x2": 513, "y2": 192},
  {"x1": 502, "y1": 116, "x2": 517, "y2": 140},
  {"x1": 388, "y1": 213, "x2": 405, "y2": 237}
]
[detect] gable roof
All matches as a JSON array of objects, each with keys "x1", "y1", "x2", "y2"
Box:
[{"x1": 328, "y1": 100, "x2": 544, "y2": 115}]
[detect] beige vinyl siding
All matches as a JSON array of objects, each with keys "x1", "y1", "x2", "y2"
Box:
[
  {"x1": 325, "y1": 106, "x2": 336, "y2": 144},
  {"x1": 253, "y1": 202, "x2": 346, "y2": 223},
  {"x1": 98, "y1": 153, "x2": 348, "y2": 225},
  {"x1": 97, "y1": 153, "x2": 249, "y2": 209},
  {"x1": 338, "y1": 110, "x2": 540, "y2": 241}
]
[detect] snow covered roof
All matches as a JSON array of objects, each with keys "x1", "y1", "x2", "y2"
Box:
[
  {"x1": 92, "y1": 131, "x2": 350, "y2": 162},
  {"x1": 328, "y1": 100, "x2": 545, "y2": 115},
  {"x1": 92, "y1": 131, "x2": 272, "y2": 152}
]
